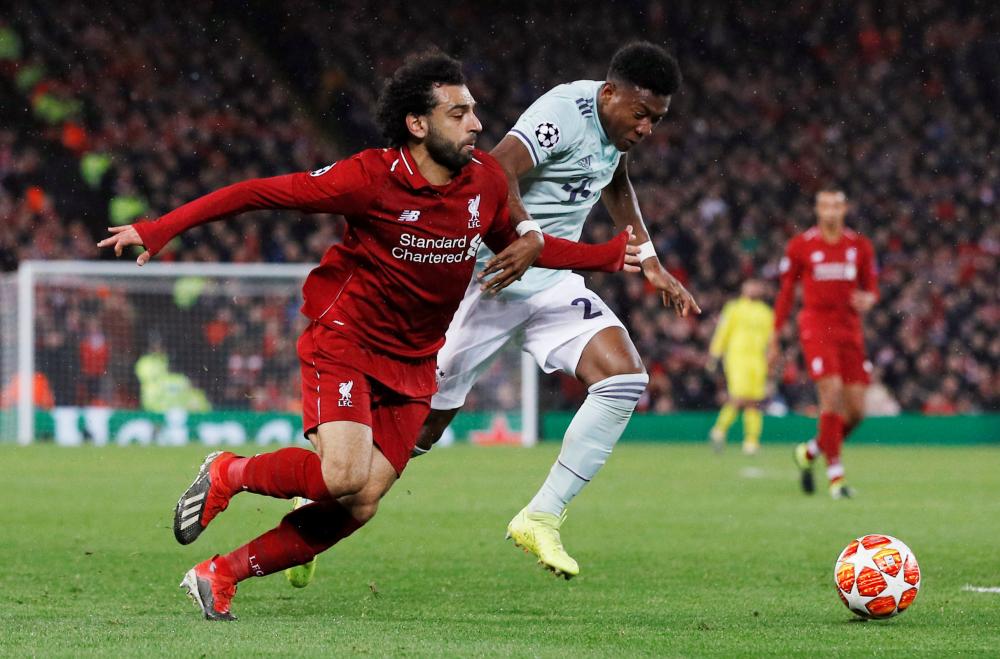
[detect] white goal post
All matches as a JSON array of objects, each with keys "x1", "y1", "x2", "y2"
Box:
[{"x1": 3, "y1": 260, "x2": 539, "y2": 446}]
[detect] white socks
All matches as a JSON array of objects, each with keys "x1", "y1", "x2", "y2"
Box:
[{"x1": 527, "y1": 373, "x2": 648, "y2": 516}]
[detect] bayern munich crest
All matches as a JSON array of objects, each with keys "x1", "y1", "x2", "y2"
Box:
[{"x1": 534, "y1": 122, "x2": 560, "y2": 148}]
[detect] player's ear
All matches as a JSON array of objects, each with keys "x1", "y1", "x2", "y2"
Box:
[
  {"x1": 406, "y1": 113, "x2": 428, "y2": 140},
  {"x1": 600, "y1": 81, "x2": 616, "y2": 102}
]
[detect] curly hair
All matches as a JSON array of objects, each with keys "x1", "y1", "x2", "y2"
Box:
[
  {"x1": 607, "y1": 41, "x2": 681, "y2": 97},
  {"x1": 374, "y1": 51, "x2": 466, "y2": 147}
]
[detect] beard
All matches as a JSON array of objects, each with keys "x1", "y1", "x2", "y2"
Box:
[{"x1": 425, "y1": 125, "x2": 472, "y2": 172}]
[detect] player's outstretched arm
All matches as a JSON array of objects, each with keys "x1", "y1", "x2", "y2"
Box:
[
  {"x1": 99, "y1": 158, "x2": 372, "y2": 263},
  {"x1": 603, "y1": 156, "x2": 700, "y2": 317}
]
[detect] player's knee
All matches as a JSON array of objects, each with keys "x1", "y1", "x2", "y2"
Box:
[
  {"x1": 606, "y1": 357, "x2": 646, "y2": 380},
  {"x1": 320, "y1": 457, "x2": 368, "y2": 498},
  {"x1": 588, "y1": 372, "x2": 650, "y2": 413},
  {"x1": 817, "y1": 381, "x2": 844, "y2": 413}
]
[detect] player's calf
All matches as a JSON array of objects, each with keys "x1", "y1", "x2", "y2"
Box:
[{"x1": 529, "y1": 373, "x2": 649, "y2": 517}]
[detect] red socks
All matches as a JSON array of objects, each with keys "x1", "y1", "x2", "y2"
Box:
[
  {"x1": 218, "y1": 500, "x2": 364, "y2": 582},
  {"x1": 226, "y1": 447, "x2": 332, "y2": 502},
  {"x1": 842, "y1": 418, "x2": 859, "y2": 441},
  {"x1": 817, "y1": 411, "x2": 845, "y2": 474},
  {"x1": 208, "y1": 448, "x2": 365, "y2": 583}
]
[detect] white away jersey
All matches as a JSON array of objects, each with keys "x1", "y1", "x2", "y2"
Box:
[{"x1": 477, "y1": 80, "x2": 622, "y2": 298}]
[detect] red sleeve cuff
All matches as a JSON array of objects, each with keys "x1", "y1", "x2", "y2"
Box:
[{"x1": 132, "y1": 218, "x2": 173, "y2": 256}]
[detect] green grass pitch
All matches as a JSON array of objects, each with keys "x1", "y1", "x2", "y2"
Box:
[{"x1": 2, "y1": 442, "x2": 999, "y2": 656}]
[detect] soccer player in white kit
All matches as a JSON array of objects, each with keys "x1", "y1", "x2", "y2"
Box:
[{"x1": 415, "y1": 42, "x2": 700, "y2": 578}]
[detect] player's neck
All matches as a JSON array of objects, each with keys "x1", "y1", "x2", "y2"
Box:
[
  {"x1": 818, "y1": 223, "x2": 843, "y2": 243},
  {"x1": 407, "y1": 143, "x2": 454, "y2": 186}
]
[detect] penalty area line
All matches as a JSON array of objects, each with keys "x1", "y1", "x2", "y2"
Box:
[{"x1": 961, "y1": 585, "x2": 1000, "y2": 594}]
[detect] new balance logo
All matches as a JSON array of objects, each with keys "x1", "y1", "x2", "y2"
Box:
[
  {"x1": 338, "y1": 380, "x2": 354, "y2": 407},
  {"x1": 575, "y1": 97, "x2": 594, "y2": 117},
  {"x1": 398, "y1": 210, "x2": 421, "y2": 222}
]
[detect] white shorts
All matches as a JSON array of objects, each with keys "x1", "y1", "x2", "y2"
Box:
[{"x1": 432, "y1": 273, "x2": 626, "y2": 409}]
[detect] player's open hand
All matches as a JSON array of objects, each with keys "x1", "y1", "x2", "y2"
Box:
[
  {"x1": 644, "y1": 263, "x2": 701, "y2": 317},
  {"x1": 97, "y1": 225, "x2": 152, "y2": 266},
  {"x1": 479, "y1": 231, "x2": 544, "y2": 295},
  {"x1": 850, "y1": 290, "x2": 876, "y2": 314}
]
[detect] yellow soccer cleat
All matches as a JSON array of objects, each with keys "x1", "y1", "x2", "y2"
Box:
[
  {"x1": 505, "y1": 507, "x2": 579, "y2": 579},
  {"x1": 284, "y1": 497, "x2": 317, "y2": 588},
  {"x1": 793, "y1": 442, "x2": 815, "y2": 494}
]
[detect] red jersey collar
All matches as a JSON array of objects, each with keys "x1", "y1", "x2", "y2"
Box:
[{"x1": 394, "y1": 144, "x2": 474, "y2": 192}]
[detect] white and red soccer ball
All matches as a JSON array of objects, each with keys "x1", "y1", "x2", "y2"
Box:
[{"x1": 834, "y1": 534, "x2": 921, "y2": 619}]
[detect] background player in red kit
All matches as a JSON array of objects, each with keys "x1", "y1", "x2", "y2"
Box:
[
  {"x1": 98, "y1": 53, "x2": 631, "y2": 620},
  {"x1": 769, "y1": 188, "x2": 878, "y2": 499}
]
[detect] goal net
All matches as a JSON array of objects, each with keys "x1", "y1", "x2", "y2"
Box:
[{"x1": 2, "y1": 261, "x2": 537, "y2": 446}]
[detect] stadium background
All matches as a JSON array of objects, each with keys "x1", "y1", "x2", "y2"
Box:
[
  {"x1": 2, "y1": 2, "x2": 1000, "y2": 655},
  {"x1": 1, "y1": 0, "x2": 997, "y2": 437}
]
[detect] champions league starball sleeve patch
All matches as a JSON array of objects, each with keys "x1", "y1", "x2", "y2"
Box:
[{"x1": 534, "y1": 122, "x2": 561, "y2": 149}]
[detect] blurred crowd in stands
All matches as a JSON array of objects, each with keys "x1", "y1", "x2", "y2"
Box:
[{"x1": 1, "y1": 0, "x2": 996, "y2": 415}]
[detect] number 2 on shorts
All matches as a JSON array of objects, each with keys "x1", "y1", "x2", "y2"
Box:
[{"x1": 572, "y1": 297, "x2": 603, "y2": 320}]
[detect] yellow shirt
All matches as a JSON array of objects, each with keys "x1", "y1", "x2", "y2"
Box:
[{"x1": 709, "y1": 298, "x2": 774, "y2": 363}]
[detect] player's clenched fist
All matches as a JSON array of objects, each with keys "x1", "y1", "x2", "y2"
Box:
[{"x1": 97, "y1": 225, "x2": 152, "y2": 265}]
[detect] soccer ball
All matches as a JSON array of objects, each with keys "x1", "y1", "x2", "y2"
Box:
[{"x1": 834, "y1": 534, "x2": 921, "y2": 619}]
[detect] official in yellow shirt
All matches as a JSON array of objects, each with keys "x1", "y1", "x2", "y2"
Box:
[{"x1": 707, "y1": 279, "x2": 773, "y2": 454}]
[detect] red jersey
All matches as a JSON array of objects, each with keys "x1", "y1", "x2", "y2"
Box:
[
  {"x1": 774, "y1": 226, "x2": 878, "y2": 343},
  {"x1": 135, "y1": 146, "x2": 626, "y2": 364}
]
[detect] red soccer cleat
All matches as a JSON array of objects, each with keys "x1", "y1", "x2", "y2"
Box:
[
  {"x1": 180, "y1": 557, "x2": 238, "y2": 621},
  {"x1": 173, "y1": 451, "x2": 239, "y2": 545}
]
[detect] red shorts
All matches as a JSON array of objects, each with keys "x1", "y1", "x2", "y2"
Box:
[
  {"x1": 800, "y1": 337, "x2": 871, "y2": 385},
  {"x1": 297, "y1": 323, "x2": 432, "y2": 475}
]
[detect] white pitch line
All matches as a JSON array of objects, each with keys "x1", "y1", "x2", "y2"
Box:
[{"x1": 962, "y1": 585, "x2": 1000, "y2": 594}]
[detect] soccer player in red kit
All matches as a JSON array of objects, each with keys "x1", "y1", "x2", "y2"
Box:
[
  {"x1": 768, "y1": 188, "x2": 878, "y2": 499},
  {"x1": 98, "y1": 53, "x2": 631, "y2": 620}
]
